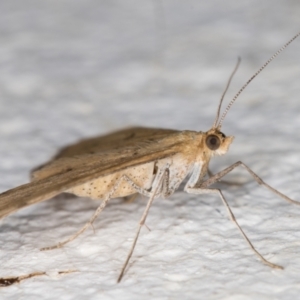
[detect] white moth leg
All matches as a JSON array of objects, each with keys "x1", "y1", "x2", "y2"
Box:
[
  {"x1": 201, "y1": 161, "x2": 300, "y2": 205},
  {"x1": 185, "y1": 187, "x2": 283, "y2": 269},
  {"x1": 41, "y1": 175, "x2": 153, "y2": 251},
  {"x1": 117, "y1": 164, "x2": 170, "y2": 282},
  {"x1": 207, "y1": 168, "x2": 243, "y2": 186}
]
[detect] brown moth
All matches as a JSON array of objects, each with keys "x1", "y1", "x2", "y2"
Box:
[{"x1": 0, "y1": 32, "x2": 300, "y2": 283}]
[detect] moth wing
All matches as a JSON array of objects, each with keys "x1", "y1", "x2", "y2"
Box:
[
  {"x1": 0, "y1": 129, "x2": 195, "y2": 219},
  {"x1": 32, "y1": 127, "x2": 179, "y2": 180},
  {"x1": 54, "y1": 127, "x2": 179, "y2": 158}
]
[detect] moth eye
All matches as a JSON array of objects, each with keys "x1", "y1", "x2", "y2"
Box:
[{"x1": 206, "y1": 135, "x2": 221, "y2": 150}]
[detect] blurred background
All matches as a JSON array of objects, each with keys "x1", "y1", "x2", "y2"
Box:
[
  {"x1": 0, "y1": 1, "x2": 300, "y2": 299},
  {"x1": 0, "y1": 0, "x2": 299, "y2": 189}
]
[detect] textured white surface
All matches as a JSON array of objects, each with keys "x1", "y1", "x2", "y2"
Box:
[{"x1": 0, "y1": 0, "x2": 300, "y2": 299}]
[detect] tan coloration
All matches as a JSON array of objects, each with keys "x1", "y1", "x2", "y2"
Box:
[
  {"x1": 0, "y1": 33, "x2": 299, "y2": 283},
  {"x1": 31, "y1": 127, "x2": 178, "y2": 181},
  {"x1": 0, "y1": 127, "x2": 228, "y2": 219},
  {"x1": 0, "y1": 127, "x2": 232, "y2": 219},
  {"x1": 216, "y1": 136, "x2": 234, "y2": 156},
  {"x1": 67, "y1": 162, "x2": 155, "y2": 199},
  {"x1": 204, "y1": 128, "x2": 234, "y2": 156},
  {"x1": 31, "y1": 127, "x2": 179, "y2": 180},
  {"x1": 36, "y1": 127, "x2": 231, "y2": 201}
]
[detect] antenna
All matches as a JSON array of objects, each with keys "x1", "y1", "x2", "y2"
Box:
[
  {"x1": 212, "y1": 57, "x2": 241, "y2": 128},
  {"x1": 217, "y1": 32, "x2": 300, "y2": 129}
]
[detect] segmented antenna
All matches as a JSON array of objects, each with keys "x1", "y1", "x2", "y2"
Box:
[
  {"x1": 217, "y1": 32, "x2": 300, "y2": 129},
  {"x1": 213, "y1": 57, "x2": 241, "y2": 128}
]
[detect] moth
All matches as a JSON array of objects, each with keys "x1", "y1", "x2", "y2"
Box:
[{"x1": 0, "y1": 32, "x2": 299, "y2": 283}]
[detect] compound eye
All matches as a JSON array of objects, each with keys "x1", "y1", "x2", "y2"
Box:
[{"x1": 206, "y1": 135, "x2": 221, "y2": 150}]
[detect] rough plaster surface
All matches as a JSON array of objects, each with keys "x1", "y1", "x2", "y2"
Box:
[{"x1": 0, "y1": 1, "x2": 300, "y2": 299}]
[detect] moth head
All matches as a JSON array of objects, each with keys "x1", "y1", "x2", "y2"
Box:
[{"x1": 204, "y1": 129, "x2": 234, "y2": 156}]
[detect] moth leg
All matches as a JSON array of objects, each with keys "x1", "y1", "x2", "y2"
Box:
[
  {"x1": 207, "y1": 168, "x2": 243, "y2": 186},
  {"x1": 41, "y1": 175, "x2": 153, "y2": 251},
  {"x1": 117, "y1": 164, "x2": 170, "y2": 282},
  {"x1": 185, "y1": 186, "x2": 283, "y2": 270},
  {"x1": 122, "y1": 174, "x2": 156, "y2": 203},
  {"x1": 202, "y1": 161, "x2": 300, "y2": 205}
]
